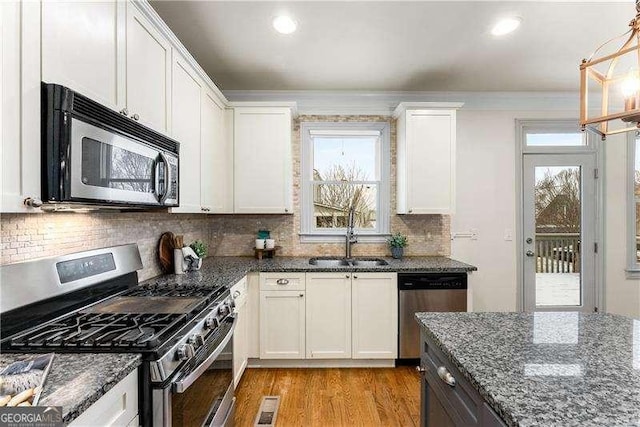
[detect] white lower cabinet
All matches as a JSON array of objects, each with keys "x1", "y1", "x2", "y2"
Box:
[
  {"x1": 352, "y1": 273, "x2": 398, "y2": 359},
  {"x1": 258, "y1": 272, "x2": 397, "y2": 361},
  {"x1": 69, "y1": 369, "x2": 138, "y2": 427},
  {"x1": 259, "y1": 272, "x2": 306, "y2": 359},
  {"x1": 306, "y1": 273, "x2": 351, "y2": 359},
  {"x1": 232, "y1": 277, "x2": 248, "y2": 387},
  {"x1": 260, "y1": 290, "x2": 306, "y2": 359}
]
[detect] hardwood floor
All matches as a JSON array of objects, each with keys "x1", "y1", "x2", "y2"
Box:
[{"x1": 234, "y1": 367, "x2": 421, "y2": 427}]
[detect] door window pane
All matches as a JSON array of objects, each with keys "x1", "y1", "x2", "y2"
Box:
[
  {"x1": 534, "y1": 166, "x2": 582, "y2": 306},
  {"x1": 526, "y1": 133, "x2": 585, "y2": 147}
]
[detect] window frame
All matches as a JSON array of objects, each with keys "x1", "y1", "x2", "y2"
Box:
[
  {"x1": 628, "y1": 132, "x2": 640, "y2": 275},
  {"x1": 299, "y1": 121, "x2": 391, "y2": 243}
]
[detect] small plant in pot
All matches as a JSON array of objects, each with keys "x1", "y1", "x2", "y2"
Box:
[
  {"x1": 387, "y1": 233, "x2": 408, "y2": 259},
  {"x1": 188, "y1": 240, "x2": 208, "y2": 270}
]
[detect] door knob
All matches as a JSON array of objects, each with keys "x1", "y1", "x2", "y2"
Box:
[{"x1": 526, "y1": 250, "x2": 535, "y2": 257}]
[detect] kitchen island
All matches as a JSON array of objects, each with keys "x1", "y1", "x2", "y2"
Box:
[{"x1": 416, "y1": 312, "x2": 640, "y2": 427}]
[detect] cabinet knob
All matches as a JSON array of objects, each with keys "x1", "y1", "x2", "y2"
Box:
[
  {"x1": 131, "y1": 113, "x2": 140, "y2": 121},
  {"x1": 23, "y1": 197, "x2": 43, "y2": 208},
  {"x1": 119, "y1": 108, "x2": 129, "y2": 116},
  {"x1": 299, "y1": 293, "x2": 304, "y2": 298},
  {"x1": 345, "y1": 275, "x2": 350, "y2": 279},
  {"x1": 353, "y1": 275, "x2": 358, "y2": 279},
  {"x1": 284, "y1": 208, "x2": 289, "y2": 213},
  {"x1": 416, "y1": 366, "x2": 426, "y2": 375},
  {"x1": 408, "y1": 209, "x2": 413, "y2": 213}
]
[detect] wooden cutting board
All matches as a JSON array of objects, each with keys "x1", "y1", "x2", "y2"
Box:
[{"x1": 158, "y1": 231, "x2": 175, "y2": 273}]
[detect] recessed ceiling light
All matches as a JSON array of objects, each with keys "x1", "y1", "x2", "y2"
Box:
[
  {"x1": 491, "y1": 17, "x2": 522, "y2": 36},
  {"x1": 273, "y1": 15, "x2": 297, "y2": 35}
]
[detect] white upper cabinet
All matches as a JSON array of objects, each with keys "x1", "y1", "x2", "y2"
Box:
[
  {"x1": 201, "y1": 92, "x2": 232, "y2": 213},
  {"x1": 351, "y1": 273, "x2": 398, "y2": 359},
  {"x1": 1, "y1": 1, "x2": 42, "y2": 212},
  {"x1": 170, "y1": 53, "x2": 202, "y2": 213},
  {"x1": 306, "y1": 273, "x2": 352, "y2": 359},
  {"x1": 396, "y1": 107, "x2": 460, "y2": 215},
  {"x1": 126, "y1": 3, "x2": 171, "y2": 134},
  {"x1": 233, "y1": 107, "x2": 293, "y2": 214},
  {"x1": 41, "y1": 1, "x2": 125, "y2": 111}
]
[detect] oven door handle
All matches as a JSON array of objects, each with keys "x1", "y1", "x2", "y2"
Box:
[
  {"x1": 158, "y1": 152, "x2": 171, "y2": 204},
  {"x1": 172, "y1": 315, "x2": 237, "y2": 394}
]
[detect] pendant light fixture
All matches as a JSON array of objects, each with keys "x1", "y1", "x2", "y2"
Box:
[{"x1": 580, "y1": 0, "x2": 640, "y2": 138}]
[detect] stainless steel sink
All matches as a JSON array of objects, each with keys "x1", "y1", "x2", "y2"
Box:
[
  {"x1": 308, "y1": 257, "x2": 351, "y2": 267},
  {"x1": 351, "y1": 258, "x2": 389, "y2": 267},
  {"x1": 308, "y1": 257, "x2": 388, "y2": 267}
]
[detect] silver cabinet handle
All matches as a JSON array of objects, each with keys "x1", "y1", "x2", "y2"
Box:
[
  {"x1": 276, "y1": 279, "x2": 289, "y2": 285},
  {"x1": 526, "y1": 250, "x2": 535, "y2": 257},
  {"x1": 119, "y1": 108, "x2": 129, "y2": 116},
  {"x1": 131, "y1": 113, "x2": 140, "y2": 121},
  {"x1": 437, "y1": 366, "x2": 456, "y2": 387}
]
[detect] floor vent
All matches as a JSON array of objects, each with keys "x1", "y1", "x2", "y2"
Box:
[{"x1": 254, "y1": 396, "x2": 280, "y2": 427}]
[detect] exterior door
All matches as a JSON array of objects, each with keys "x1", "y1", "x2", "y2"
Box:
[{"x1": 522, "y1": 153, "x2": 597, "y2": 312}]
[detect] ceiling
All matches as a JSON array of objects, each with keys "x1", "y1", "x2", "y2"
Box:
[{"x1": 150, "y1": 1, "x2": 633, "y2": 92}]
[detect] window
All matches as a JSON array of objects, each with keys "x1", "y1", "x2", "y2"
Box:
[
  {"x1": 630, "y1": 134, "x2": 640, "y2": 272},
  {"x1": 300, "y1": 122, "x2": 390, "y2": 241}
]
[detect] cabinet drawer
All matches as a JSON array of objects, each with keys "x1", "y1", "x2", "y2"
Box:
[
  {"x1": 421, "y1": 336, "x2": 481, "y2": 426},
  {"x1": 260, "y1": 273, "x2": 305, "y2": 291}
]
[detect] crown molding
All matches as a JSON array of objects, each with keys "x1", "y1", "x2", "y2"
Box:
[{"x1": 223, "y1": 90, "x2": 579, "y2": 115}]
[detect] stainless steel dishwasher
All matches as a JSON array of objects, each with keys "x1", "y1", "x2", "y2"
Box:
[{"x1": 398, "y1": 272, "x2": 467, "y2": 361}]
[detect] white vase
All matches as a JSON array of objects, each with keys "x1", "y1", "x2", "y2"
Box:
[{"x1": 174, "y1": 249, "x2": 185, "y2": 274}]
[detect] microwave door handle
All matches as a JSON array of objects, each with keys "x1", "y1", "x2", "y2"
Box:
[
  {"x1": 159, "y1": 152, "x2": 171, "y2": 204},
  {"x1": 153, "y1": 157, "x2": 164, "y2": 202},
  {"x1": 172, "y1": 315, "x2": 237, "y2": 394}
]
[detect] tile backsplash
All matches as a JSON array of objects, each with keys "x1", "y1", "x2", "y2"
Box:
[
  {"x1": 0, "y1": 212, "x2": 212, "y2": 281},
  {"x1": 0, "y1": 115, "x2": 450, "y2": 281}
]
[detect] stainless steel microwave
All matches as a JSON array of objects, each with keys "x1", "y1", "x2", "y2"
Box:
[{"x1": 42, "y1": 83, "x2": 179, "y2": 208}]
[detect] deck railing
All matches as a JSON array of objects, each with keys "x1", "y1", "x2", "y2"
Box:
[{"x1": 535, "y1": 233, "x2": 580, "y2": 273}]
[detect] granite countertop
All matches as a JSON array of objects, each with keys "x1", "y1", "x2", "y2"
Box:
[
  {"x1": 416, "y1": 312, "x2": 640, "y2": 427},
  {"x1": 0, "y1": 353, "x2": 141, "y2": 423},
  {"x1": 141, "y1": 255, "x2": 476, "y2": 289}
]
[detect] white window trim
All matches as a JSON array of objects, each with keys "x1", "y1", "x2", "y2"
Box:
[
  {"x1": 627, "y1": 132, "x2": 640, "y2": 278},
  {"x1": 299, "y1": 121, "x2": 391, "y2": 243}
]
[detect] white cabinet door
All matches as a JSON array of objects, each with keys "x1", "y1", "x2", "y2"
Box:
[
  {"x1": 397, "y1": 110, "x2": 456, "y2": 215},
  {"x1": 1, "y1": 1, "x2": 41, "y2": 213},
  {"x1": 201, "y1": 91, "x2": 232, "y2": 213},
  {"x1": 170, "y1": 53, "x2": 201, "y2": 213},
  {"x1": 260, "y1": 290, "x2": 305, "y2": 359},
  {"x1": 233, "y1": 107, "x2": 292, "y2": 214},
  {"x1": 69, "y1": 369, "x2": 138, "y2": 427},
  {"x1": 306, "y1": 273, "x2": 352, "y2": 359},
  {"x1": 352, "y1": 272, "x2": 398, "y2": 359},
  {"x1": 126, "y1": 3, "x2": 171, "y2": 134},
  {"x1": 231, "y1": 277, "x2": 248, "y2": 387},
  {"x1": 41, "y1": 1, "x2": 125, "y2": 111}
]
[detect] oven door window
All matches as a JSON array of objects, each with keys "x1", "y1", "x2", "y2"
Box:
[
  {"x1": 171, "y1": 327, "x2": 234, "y2": 426},
  {"x1": 81, "y1": 137, "x2": 155, "y2": 193}
]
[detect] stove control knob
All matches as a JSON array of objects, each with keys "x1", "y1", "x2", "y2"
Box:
[
  {"x1": 218, "y1": 304, "x2": 230, "y2": 316},
  {"x1": 176, "y1": 344, "x2": 195, "y2": 361},
  {"x1": 204, "y1": 317, "x2": 218, "y2": 330},
  {"x1": 189, "y1": 333, "x2": 205, "y2": 348}
]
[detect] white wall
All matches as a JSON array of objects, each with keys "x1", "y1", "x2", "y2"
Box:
[
  {"x1": 604, "y1": 134, "x2": 640, "y2": 317},
  {"x1": 452, "y1": 109, "x2": 640, "y2": 317}
]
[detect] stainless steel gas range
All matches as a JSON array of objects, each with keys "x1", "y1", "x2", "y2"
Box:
[{"x1": 0, "y1": 244, "x2": 235, "y2": 427}]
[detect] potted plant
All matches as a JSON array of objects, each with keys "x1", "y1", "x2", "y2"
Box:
[
  {"x1": 188, "y1": 240, "x2": 208, "y2": 270},
  {"x1": 387, "y1": 233, "x2": 408, "y2": 259}
]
